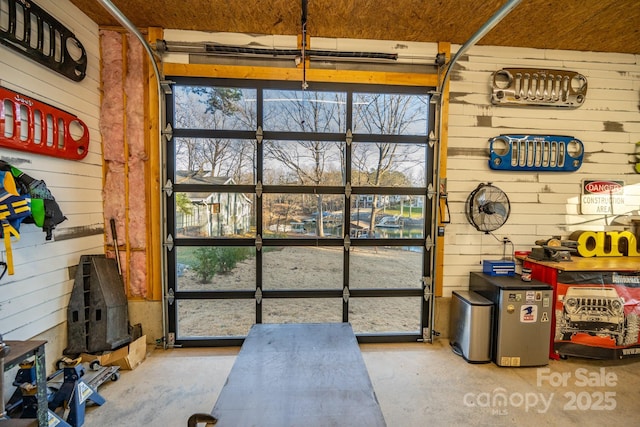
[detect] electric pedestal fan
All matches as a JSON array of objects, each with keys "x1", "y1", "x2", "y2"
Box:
[{"x1": 465, "y1": 182, "x2": 511, "y2": 233}]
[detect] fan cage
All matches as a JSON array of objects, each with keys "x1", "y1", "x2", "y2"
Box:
[{"x1": 465, "y1": 183, "x2": 511, "y2": 232}]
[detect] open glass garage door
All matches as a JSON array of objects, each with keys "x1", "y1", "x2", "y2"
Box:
[{"x1": 165, "y1": 78, "x2": 436, "y2": 345}]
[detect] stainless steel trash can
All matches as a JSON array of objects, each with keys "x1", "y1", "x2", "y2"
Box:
[{"x1": 449, "y1": 290, "x2": 493, "y2": 363}]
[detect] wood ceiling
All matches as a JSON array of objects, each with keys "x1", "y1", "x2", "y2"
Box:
[{"x1": 68, "y1": 0, "x2": 640, "y2": 54}]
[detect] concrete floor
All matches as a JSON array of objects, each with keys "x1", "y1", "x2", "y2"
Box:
[{"x1": 83, "y1": 339, "x2": 640, "y2": 427}]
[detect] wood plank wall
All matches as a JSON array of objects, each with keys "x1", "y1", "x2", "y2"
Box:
[
  {"x1": 443, "y1": 46, "x2": 640, "y2": 296},
  {"x1": 0, "y1": 0, "x2": 103, "y2": 361}
]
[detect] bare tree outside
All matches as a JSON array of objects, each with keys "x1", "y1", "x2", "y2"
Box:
[
  {"x1": 352, "y1": 93, "x2": 429, "y2": 230},
  {"x1": 264, "y1": 89, "x2": 346, "y2": 237},
  {"x1": 174, "y1": 86, "x2": 257, "y2": 184}
]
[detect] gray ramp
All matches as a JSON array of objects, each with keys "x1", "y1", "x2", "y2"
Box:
[{"x1": 209, "y1": 323, "x2": 386, "y2": 427}]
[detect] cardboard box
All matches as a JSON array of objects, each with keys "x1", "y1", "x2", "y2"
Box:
[
  {"x1": 114, "y1": 335, "x2": 147, "y2": 370},
  {"x1": 81, "y1": 346, "x2": 128, "y2": 366},
  {"x1": 81, "y1": 335, "x2": 147, "y2": 370}
]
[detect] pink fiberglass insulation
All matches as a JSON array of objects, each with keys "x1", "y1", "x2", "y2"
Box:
[
  {"x1": 125, "y1": 34, "x2": 147, "y2": 159},
  {"x1": 124, "y1": 34, "x2": 147, "y2": 249},
  {"x1": 100, "y1": 29, "x2": 150, "y2": 297},
  {"x1": 103, "y1": 161, "x2": 125, "y2": 225},
  {"x1": 129, "y1": 251, "x2": 147, "y2": 297},
  {"x1": 128, "y1": 157, "x2": 146, "y2": 248},
  {"x1": 99, "y1": 30, "x2": 125, "y2": 163}
]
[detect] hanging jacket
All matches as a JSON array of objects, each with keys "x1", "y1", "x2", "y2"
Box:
[{"x1": 0, "y1": 170, "x2": 31, "y2": 276}]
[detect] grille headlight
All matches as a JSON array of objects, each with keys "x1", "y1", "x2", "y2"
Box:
[
  {"x1": 610, "y1": 299, "x2": 623, "y2": 313},
  {"x1": 565, "y1": 297, "x2": 578, "y2": 313}
]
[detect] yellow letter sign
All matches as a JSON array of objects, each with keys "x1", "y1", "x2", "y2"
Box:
[{"x1": 574, "y1": 230, "x2": 640, "y2": 257}]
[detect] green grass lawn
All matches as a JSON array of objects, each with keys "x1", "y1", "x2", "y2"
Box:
[{"x1": 379, "y1": 205, "x2": 423, "y2": 218}]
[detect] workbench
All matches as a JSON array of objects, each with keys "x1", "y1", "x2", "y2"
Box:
[
  {"x1": 519, "y1": 256, "x2": 640, "y2": 360},
  {"x1": 2, "y1": 341, "x2": 47, "y2": 427},
  {"x1": 193, "y1": 323, "x2": 386, "y2": 427}
]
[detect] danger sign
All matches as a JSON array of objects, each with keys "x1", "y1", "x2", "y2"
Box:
[{"x1": 581, "y1": 180, "x2": 625, "y2": 214}]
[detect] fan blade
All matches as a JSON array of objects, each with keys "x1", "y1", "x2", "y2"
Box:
[
  {"x1": 489, "y1": 201, "x2": 508, "y2": 217},
  {"x1": 476, "y1": 188, "x2": 488, "y2": 204}
]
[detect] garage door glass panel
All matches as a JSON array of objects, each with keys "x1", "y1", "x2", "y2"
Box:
[
  {"x1": 177, "y1": 299, "x2": 255, "y2": 337},
  {"x1": 173, "y1": 86, "x2": 257, "y2": 130},
  {"x1": 349, "y1": 297, "x2": 421, "y2": 334},
  {"x1": 352, "y1": 93, "x2": 429, "y2": 135},
  {"x1": 349, "y1": 247, "x2": 423, "y2": 289},
  {"x1": 175, "y1": 192, "x2": 255, "y2": 238},
  {"x1": 176, "y1": 246, "x2": 256, "y2": 291},
  {"x1": 174, "y1": 138, "x2": 257, "y2": 185},
  {"x1": 351, "y1": 194, "x2": 424, "y2": 238},
  {"x1": 262, "y1": 298, "x2": 343, "y2": 324},
  {"x1": 264, "y1": 140, "x2": 345, "y2": 185},
  {"x1": 263, "y1": 246, "x2": 343, "y2": 290},
  {"x1": 263, "y1": 89, "x2": 346, "y2": 132},
  {"x1": 263, "y1": 193, "x2": 344, "y2": 238},
  {"x1": 352, "y1": 142, "x2": 427, "y2": 187}
]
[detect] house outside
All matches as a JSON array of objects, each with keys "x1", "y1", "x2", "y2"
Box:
[{"x1": 176, "y1": 171, "x2": 252, "y2": 237}]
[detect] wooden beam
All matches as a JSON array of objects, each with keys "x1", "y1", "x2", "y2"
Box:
[
  {"x1": 162, "y1": 62, "x2": 439, "y2": 87},
  {"x1": 147, "y1": 27, "x2": 164, "y2": 301},
  {"x1": 436, "y1": 41, "x2": 451, "y2": 298}
]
